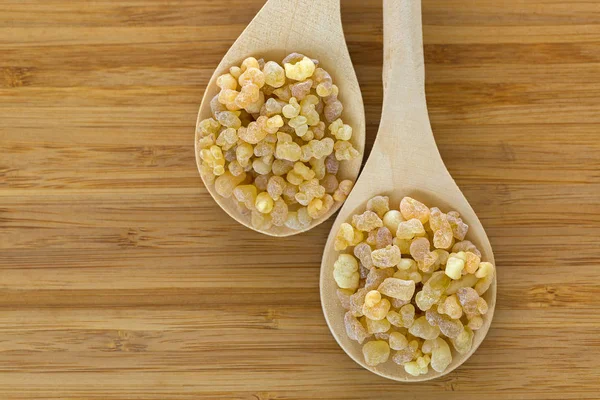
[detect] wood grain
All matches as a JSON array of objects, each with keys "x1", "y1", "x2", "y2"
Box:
[{"x1": 0, "y1": 0, "x2": 599, "y2": 398}]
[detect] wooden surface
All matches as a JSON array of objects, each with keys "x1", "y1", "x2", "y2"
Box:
[{"x1": 1, "y1": 0, "x2": 599, "y2": 398}]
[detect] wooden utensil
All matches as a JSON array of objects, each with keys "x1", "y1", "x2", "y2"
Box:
[
  {"x1": 194, "y1": 0, "x2": 365, "y2": 237},
  {"x1": 320, "y1": 0, "x2": 497, "y2": 381}
]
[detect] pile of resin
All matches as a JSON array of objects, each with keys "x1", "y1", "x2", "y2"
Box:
[
  {"x1": 333, "y1": 196, "x2": 495, "y2": 376},
  {"x1": 196, "y1": 53, "x2": 360, "y2": 231}
]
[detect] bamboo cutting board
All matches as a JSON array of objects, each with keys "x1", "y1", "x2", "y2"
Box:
[{"x1": 1, "y1": 0, "x2": 599, "y2": 399}]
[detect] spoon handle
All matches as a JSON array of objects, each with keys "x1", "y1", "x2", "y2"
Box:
[
  {"x1": 371, "y1": 0, "x2": 446, "y2": 177},
  {"x1": 382, "y1": 0, "x2": 425, "y2": 97}
]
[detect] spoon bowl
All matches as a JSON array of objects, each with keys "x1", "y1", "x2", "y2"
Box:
[
  {"x1": 320, "y1": 0, "x2": 496, "y2": 381},
  {"x1": 195, "y1": 0, "x2": 365, "y2": 236}
]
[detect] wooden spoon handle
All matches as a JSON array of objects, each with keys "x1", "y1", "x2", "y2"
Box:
[
  {"x1": 382, "y1": 0, "x2": 425, "y2": 98},
  {"x1": 371, "y1": 0, "x2": 446, "y2": 177}
]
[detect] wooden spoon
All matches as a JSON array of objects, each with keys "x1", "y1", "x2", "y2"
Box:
[
  {"x1": 195, "y1": 0, "x2": 365, "y2": 237},
  {"x1": 320, "y1": 0, "x2": 496, "y2": 381}
]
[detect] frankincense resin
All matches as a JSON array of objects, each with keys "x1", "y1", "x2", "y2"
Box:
[
  {"x1": 333, "y1": 196, "x2": 495, "y2": 375},
  {"x1": 197, "y1": 53, "x2": 360, "y2": 231}
]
